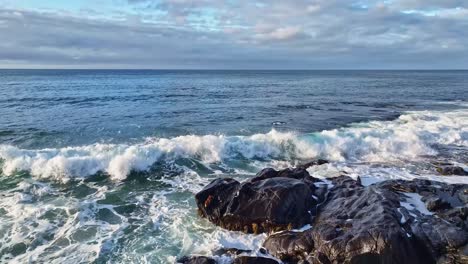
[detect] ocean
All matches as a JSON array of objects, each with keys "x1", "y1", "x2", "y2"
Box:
[{"x1": 0, "y1": 70, "x2": 467, "y2": 263}]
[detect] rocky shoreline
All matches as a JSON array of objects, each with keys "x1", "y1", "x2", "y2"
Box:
[{"x1": 178, "y1": 161, "x2": 468, "y2": 264}]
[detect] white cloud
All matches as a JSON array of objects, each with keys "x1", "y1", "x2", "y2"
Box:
[
  {"x1": 254, "y1": 26, "x2": 303, "y2": 41},
  {"x1": 0, "y1": 0, "x2": 467, "y2": 68}
]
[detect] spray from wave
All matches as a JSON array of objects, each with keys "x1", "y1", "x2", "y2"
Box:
[{"x1": 0, "y1": 109, "x2": 466, "y2": 181}]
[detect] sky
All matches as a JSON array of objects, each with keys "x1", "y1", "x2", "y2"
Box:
[{"x1": 0, "y1": 0, "x2": 467, "y2": 69}]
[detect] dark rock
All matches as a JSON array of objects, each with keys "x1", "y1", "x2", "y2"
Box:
[
  {"x1": 425, "y1": 197, "x2": 451, "y2": 211},
  {"x1": 177, "y1": 256, "x2": 216, "y2": 264},
  {"x1": 213, "y1": 247, "x2": 252, "y2": 256},
  {"x1": 265, "y1": 177, "x2": 430, "y2": 263},
  {"x1": 196, "y1": 176, "x2": 316, "y2": 233},
  {"x1": 377, "y1": 179, "x2": 468, "y2": 229},
  {"x1": 439, "y1": 207, "x2": 468, "y2": 228},
  {"x1": 195, "y1": 165, "x2": 328, "y2": 233},
  {"x1": 436, "y1": 166, "x2": 468, "y2": 176},
  {"x1": 250, "y1": 160, "x2": 326, "y2": 184},
  {"x1": 309, "y1": 176, "x2": 431, "y2": 264},
  {"x1": 308, "y1": 251, "x2": 331, "y2": 264},
  {"x1": 195, "y1": 167, "x2": 468, "y2": 264},
  {"x1": 297, "y1": 159, "x2": 329, "y2": 169},
  {"x1": 264, "y1": 177, "x2": 468, "y2": 263},
  {"x1": 251, "y1": 168, "x2": 279, "y2": 182},
  {"x1": 250, "y1": 167, "x2": 317, "y2": 183},
  {"x1": 232, "y1": 256, "x2": 279, "y2": 264},
  {"x1": 263, "y1": 230, "x2": 314, "y2": 262},
  {"x1": 410, "y1": 215, "x2": 468, "y2": 262},
  {"x1": 195, "y1": 178, "x2": 240, "y2": 223},
  {"x1": 277, "y1": 168, "x2": 312, "y2": 180},
  {"x1": 249, "y1": 166, "x2": 325, "y2": 207}
]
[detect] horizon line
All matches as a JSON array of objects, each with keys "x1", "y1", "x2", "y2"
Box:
[{"x1": 1, "y1": 68, "x2": 468, "y2": 71}]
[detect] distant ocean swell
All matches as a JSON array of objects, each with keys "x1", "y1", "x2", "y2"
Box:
[{"x1": 1, "y1": 109, "x2": 466, "y2": 181}]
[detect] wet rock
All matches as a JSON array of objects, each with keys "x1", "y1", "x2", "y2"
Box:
[
  {"x1": 195, "y1": 178, "x2": 241, "y2": 223},
  {"x1": 425, "y1": 197, "x2": 451, "y2": 211},
  {"x1": 232, "y1": 256, "x2": 279, "y2": 264},
  {"x1": 264, "y1": 177, "x2": 468, "y2": 263},
  {"x1": 377, "y1": 179, "x2": 468, "y2": 228},
  {"x1": 196, "y1": 176, "x2": 316, "y2": 233},
  {"x1": 195, "y1": 163, "x2": 330, "y2": 234},
  {"x1": 195, "y1": 166, "x2": 468, "y2": 263},
  {"x1": 263, "y1": 230, "x2": 314, "y2": 262},
  {"x1": 439, "y1": 207, "x2": 468, "y2": 229},
  {"x1": 249, "y1": 165, "x2": 326, "y2": 206},
  {"x1": 213, "y1": 247, "x2": 252, "y2": 256},
  {"x1": 436, "y1": 166, "x2": 468, "y2": 176},
  {"x1": 176, "y1": 256, "x2": 216, "y2": 264},
  {"x1": 250, "y1": 159, "x2": 327, "y2": 184},
  {"x1": 251, "y1": 168, "x2": 279, "y2": 182},
  {"x1": 308, "y1": 176, "x2": 430, "y2": 264},
  {"x1": 250, "y1": 167, "x2": 316, "y2": 183},
  {"x1": 297, "y1": 159, "x2": 329, "y2": 169},
  {"x1": 410, "y1": 215, "x2": 468, "y2": 262},
  {"x1": 377, "y1": 179, "x2": 468, "y2": 262}
]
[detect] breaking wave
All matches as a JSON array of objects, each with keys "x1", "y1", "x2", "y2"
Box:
[{"x1": 0, "y1": 109, "x2": 466, "y2": 181}]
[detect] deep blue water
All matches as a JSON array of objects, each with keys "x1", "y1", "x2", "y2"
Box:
[
  {"x1": 0, "y1": 70, "x2": 467, "y2": 263},
  {"x1": 1, "y1": 70, "x2": 466, "y2": 148}
]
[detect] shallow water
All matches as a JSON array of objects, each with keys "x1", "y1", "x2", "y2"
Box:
[{"x1": 0, "y1": 70, "x2": 467, "y2": 263}]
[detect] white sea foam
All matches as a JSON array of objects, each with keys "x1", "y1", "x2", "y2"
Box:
[
  {"x1": 400, "y1": 193, "x2": 433, "y2": 216},
  {"x1": 143, "y1": 184, "x2": 269, "y2": 263},
  {"x1": 0, "y1": 109, "x2": 466, "y2": 181},
  {"x1": 0, "y1": 180, "x2": 127, "y2": 264}
]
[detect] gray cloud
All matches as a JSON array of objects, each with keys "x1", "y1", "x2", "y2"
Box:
[{"x1": 0, "y1": 0, "x2": 467, "y2": 69}]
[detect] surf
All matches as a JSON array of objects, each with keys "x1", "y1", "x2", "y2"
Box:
[{"x1": 1, "y1": 108, "x2": 466, "y2": 182}]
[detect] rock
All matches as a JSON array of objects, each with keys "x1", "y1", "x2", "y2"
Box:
[
  {"x1": 249, "y1": 165, "x2": 325, "y2": 206},
  {"x1": 212, "y1": 248, "x2": 252, "y2": 256},
  {"x1": 250, "y1": 160, "x2": 327, "y2": 185},
  {"x1": 308, "y1": 176, "x2": 431, "y2": 264},
  {"x1": 195, "y1": 167, "x2": 468, "y2": 263},
  {"x1": 297, "y1": 159, "x2": 329, "y2": 169},
  {"x1": 436, "y1": 166, "x2": 468, "y2": 176},
  {"x1": 232, "y1": 256, "x2": 279, "y2": 264},
  {"x1": 425, "y1": 197, "x2": 451, "y2": 211},
  {"x1": 377, "y1": 179, "x2": 468, "y2": 262},
  {"x1": 264, "y1": 177, "x2": 468, "y2": 263},
  {"x1": 439, "y1": 207, "x2": 468, "y2": 229},
  {"x1": 410, "y1": 216, "x2": 468, "y2": 262},
  {"x1": 377, "y1": 179, "x2": 468, "y2": 228},
  {"x1": 251, "y1": 168, "x2": 279, "y2": 182},
  {"x1": 196, "y1": 177, "x2": 316, "y2": 233},
  {"x1": 176, "y1": 256, "x2": 216, "y2": 264},
  {"x1": 263, "y1": 229, "x2": 314, "y2": 262},
  {"x1": 250, "y1": 167, "x2": 318, "y2": 183},
  {"x1": 195, "y1": 178, "x2": 240, "y2": 223}
]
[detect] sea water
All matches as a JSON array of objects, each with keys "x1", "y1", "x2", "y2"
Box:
[{"x1": 0, "y1": 70, "x2": 467, "y2": 263}]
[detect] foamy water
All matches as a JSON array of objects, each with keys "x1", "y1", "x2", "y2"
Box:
[
  {"x1": 1, "y1": 109, "x2": 466, "y2": 182},
  {"x1": 0, "y1": 108, "x2": 467, "y2": 263}
]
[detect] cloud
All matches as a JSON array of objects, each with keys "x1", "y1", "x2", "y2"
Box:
[
  {"x1": 254, "y1": 26, "x2": 304, "y2": 41},
  {"x1": 0, "y1": 0, "x2": 467, "y2": 69}
]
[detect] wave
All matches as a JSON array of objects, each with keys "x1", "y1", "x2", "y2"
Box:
[{"x1": 0, "y1": 109, "x2": 466, "y2": 181}]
